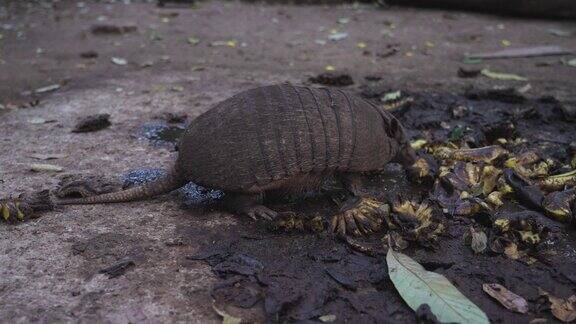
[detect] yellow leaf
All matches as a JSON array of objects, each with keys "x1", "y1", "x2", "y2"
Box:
[
  {"x1": 410, "y1": 139, "x2": 428, "y2": 150},
  {"x1": 481, "y1": 69, "x2": 527, "y2": 81}
]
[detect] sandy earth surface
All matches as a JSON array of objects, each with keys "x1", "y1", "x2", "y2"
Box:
[{"x1": 1, "y1": 0, "x2": 576, "y2": 323}]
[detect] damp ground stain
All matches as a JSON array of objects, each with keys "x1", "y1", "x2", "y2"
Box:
[{"x1": 169, "y1": 88, "x2": 576, "y2": 323}]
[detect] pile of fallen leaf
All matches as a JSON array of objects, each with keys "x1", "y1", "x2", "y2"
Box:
[{"x1": 380, "y1": 137, "x2": 576, "y2": 322}]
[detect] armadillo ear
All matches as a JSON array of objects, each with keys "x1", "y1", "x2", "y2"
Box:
[{"x1": 386, "y1": 117, "x2": 400, "y2": 138}]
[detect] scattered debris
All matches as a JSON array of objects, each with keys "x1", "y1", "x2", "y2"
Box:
[
  {"x1": 80, "y1": 50, "x2": 98, "y2": 58},
  {"x1": 318, "y1": 314, "x2": 337, "y2": 322},
  {"x1": 210, "y1": 40, "x2": 237, "y2": 48},
  {"x1": 111, "y1": 57, "x2": 128, "y2": 65},
  {"x1": 308, "y1": 72, "x2": 353, "y2": 86},
  {"x1": 463, "y1": 227, "x2": 487, "y2": 253},
  {"x1": 72, "y1": 114, "x2": 111, "y2": 133},
  {"x1": 464, "y1": 87, "x2": 526, "y2": 103},
  {"x1": 187, "y1": 36, "x2": 200, "y2": 46},
  {"x1": 387, "y1": 249, "x2": 490, "y2": 324},
  {"x1": 99, "y1": 259, "x2": 135, "y2": 278},
  {"x1": 481, "y1": 69, "x2": 527, "y2": 81},
  {"x1": 547, "y1": 28, "x2": 574, "y2": 38},
  {"x1": 539, "y1": 289, "x2": 576, "y2": 323},
  {"x1": 467, "y1": 46, "x2": 572, "y2": 60},
  {"x1": 563, "y1": 58, "x2": 576, "y2": 68},
  {"x1": 0, "y1": 190, "x2": 53, "y2": 223},
  {"x1": 482, "y1": 283, "x2": 528, "y2": 314},
  {"x1": 90, "y1": 24, "x2": 137, "y2": 35},
  {"x1": 382, "y1": 90, "x2": 402, "y2": 102},
  {"x1": 458, "y1": 67, "x2": 481, "y2": 78},
  {"x1": 28, "y1": 117, "x2": 55, "y2": 124},
  {"x1": 29, "y1": 153, "x2": 66, "y2": 160},
  {"x1": 30, "y1": 163, "x2": 63, "y2": 172},
  {"x1": 328, "y1": 32, "x2": 348, "y2": 41},
  {"x1": 539, "y1": 170, "x2": 576, "y2": 191},
  {"x1": 34, "y1": 84, "x2": 61, "y2": 94}
]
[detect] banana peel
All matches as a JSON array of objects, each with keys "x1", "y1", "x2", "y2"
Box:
[
  {"x1": 1, "y1": 200, "x2": 32, "y2": 223},
  {"x1": 539, "y1": 170, "x2": 576, "y2": 191},
  {"x1": 392, "y1": 199, "x2": 444, "y2": 242},
  {"x1": 408, "y1": 154, "x2": 438, "y2": 185},
  {"x1": 431, "y1": 145, "x2": 508, "y2": 164},
  {"x1": 542, "y1": 189, "x2": 575, "y2": 222},
  {"x1": 451, "y1": 145, "x2": 509, "y2": 164},
  {"x1": 504, "y1": 169, "x2": 546, "y2": 211}
]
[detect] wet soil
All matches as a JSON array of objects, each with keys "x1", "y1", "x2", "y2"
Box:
[
  {"x1": 176, "y1": 89, "x2": 576, "y2": 323},
  {"x1": 1, "y1": 1, "x2": 576, "y2": 323}
]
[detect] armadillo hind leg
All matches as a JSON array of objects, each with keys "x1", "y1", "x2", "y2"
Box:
[
  {"x1": 330, "y1": 173, "x2": 387, "y2": 237},
  {"x1": 222, "y1": 192, "x2": 278, "y2": 221},
  {"x1": 338, "y1": 173, "x2": 366, "y2": 197}
]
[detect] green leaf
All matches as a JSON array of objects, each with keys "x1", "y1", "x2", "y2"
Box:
[
  {"x1": 449, "y1": 125, "x2": 466, "y2": 142},
  {"x1": 382, "y1": 90, "x2": 402, "y2": 102},
  {"x1": 563, "y1": 58, "x2": 576, "y2": 68},
  {"x1": 187, "y1": 36, "x2": 200, "y2": 46},
  {"x1": 481, "y1": 69, "x2": 527, "y2": 81},
  {"x1": 387, "y1": 249, "x2": 490, "y2": 324}
]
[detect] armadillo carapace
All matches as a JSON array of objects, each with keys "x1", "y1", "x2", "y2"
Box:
[{"x1": 58, "y1": 84, "x2": 416, "y2": 236}]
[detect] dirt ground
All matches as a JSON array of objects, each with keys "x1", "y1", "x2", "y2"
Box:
[{"x1": 1, "y1": 0, "x2": 576, "y2": 323}]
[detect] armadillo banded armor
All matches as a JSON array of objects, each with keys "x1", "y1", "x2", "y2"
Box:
[{"x1": 177, "y1": 84, "x2": 400, "y2": 192}]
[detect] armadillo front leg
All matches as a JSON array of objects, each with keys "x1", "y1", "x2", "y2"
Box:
[
  {"x1": 330, "y1": 173, "x2": 385, "y2": 236},
  {"x1": 223, "y1": 193, "x2": 278, "y2": 221}
]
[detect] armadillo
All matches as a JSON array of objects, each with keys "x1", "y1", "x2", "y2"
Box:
[{"x1": 58, "y1": 84, "x2": 416, "y2": 235}]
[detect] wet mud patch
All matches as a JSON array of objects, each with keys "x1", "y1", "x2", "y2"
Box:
[
  {"x1": 173, "y1": 88, "x2": 576, "y2": 323},
  {"x1": 179, "y1": 224, "x2": 413, "y2": 323},
  {"x1": 139, "y1": 121, "x2": 186, "y2": 150}
]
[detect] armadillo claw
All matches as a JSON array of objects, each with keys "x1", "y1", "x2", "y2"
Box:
[
  {"x1": 330, "y1": 197, "x2": 387, "y2": 237},
  {"x1": 244, "y1": 205, "x2": 278, "y2": 221}
]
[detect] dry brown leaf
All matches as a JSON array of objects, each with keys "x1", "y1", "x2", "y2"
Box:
[
  {"x1": 539, "y1": 289, "x2": 576, "y2": 322},
  {"x1": 504, "y1": 242, "x2": 536, "y2": 265},
  {"x1": 483, "y1": 283, "x2": 528, "y2": 313}
]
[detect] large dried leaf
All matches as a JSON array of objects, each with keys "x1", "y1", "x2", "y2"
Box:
[
  {"x1": 387, "y1": 249, "x2": 490, "y2": 324},
  {"x1": 482, "y1": 283, "x2": 528, "y2": 313},
  {"x1": 539, "y1": 289, "x2": 576, "y2": 322}
]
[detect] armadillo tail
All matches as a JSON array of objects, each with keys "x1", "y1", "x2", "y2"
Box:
[{"x1": 56, "y1": 168, "x2": 186, "y2": 205}]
